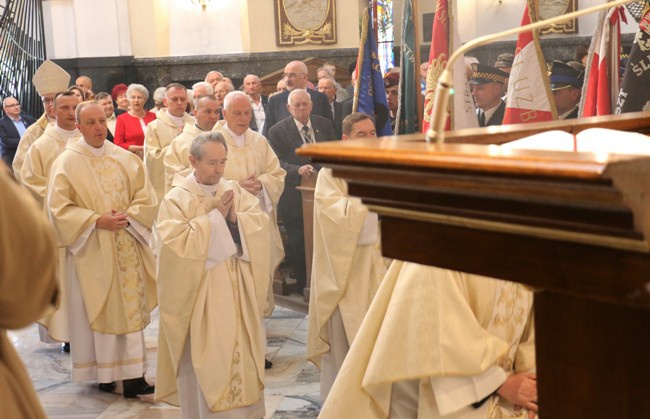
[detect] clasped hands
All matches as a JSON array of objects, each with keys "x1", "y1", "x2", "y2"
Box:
[
  {"x1": 207, "y1": 189, "x2": 237, "y2": 223},
  {"x1": 239, "y1": 174, "x2": 262, "y2": 196},
  {"x1": 497, "y1": 372, "x2": 538, "y2": 417},
  {"x1": 96, "y1": 209, "x2": 130, "y2": 231}
]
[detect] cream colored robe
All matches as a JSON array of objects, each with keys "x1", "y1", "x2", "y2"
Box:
[
  {"x1": 215, "y1": 124, "x2": 286, "y2": 315},
  {"x1": 20, "y1": 124, "x2": 80, "y2": 342},
  {"x1": 12, "y1": 113, "x2": 51, "y2": 182},
  {"x1": 154, "y1": 173, "x2": 270, "y2": 412},
  {"x1": 307, "y1": 168, "x2": 387, "y2": 368},
  {"x1": 46, "y1": 140, "x2": 158, "y2": 335},
  {"x1": 320, "y1": 262, "x2": 535, "y2": 419},
  {"x1": 163, "y1": 123, "x2": 205, "y2": 193},
  {"x1": 145, "y1": 110, "x2": 195, "y2": 205},
  {"x1": 20, "y1": 124, "x2": 79, "y2": 207},
  {"x1": 0, "y1": 165, "x2": 58, "y2": 419}
]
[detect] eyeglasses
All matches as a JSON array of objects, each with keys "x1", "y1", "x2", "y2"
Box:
[
  {"x1": 283, "y1": 73, "x2": 304, "y2": 79},
  {"x1": 4, "y1": 103, "x2": 19, "y2": 107},
  {"x1": 42, "y1": 98, "x2": 54, "y2": 104}
]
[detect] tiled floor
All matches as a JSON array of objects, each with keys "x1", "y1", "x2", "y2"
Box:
[{"x1": 10, "y1": 303, "x2": 321, "y2": 418}]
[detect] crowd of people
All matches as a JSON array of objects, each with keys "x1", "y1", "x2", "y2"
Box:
[{"x1": 0, "y1": 56, "x2": 540, "y2": 419}]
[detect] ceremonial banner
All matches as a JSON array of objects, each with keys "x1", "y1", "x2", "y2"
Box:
[
  {"x1": 396, "y1": 0, "x2": 417, "y2": 134},
  {"x1": 422, "y1": 0, "x2": 477, "y2": 133},
  {"x1": 503, "y1": 1, "x2": 556, "y2": 124},
  {"x1": 354, "y1": 7, "x2": 392, "y2": 136},
  {"x1": 616, "y1": 0, "x2": 650, "y2": 113},
  {"x1": 582, "y1": 6, "x2": 625, "y2": 116}
]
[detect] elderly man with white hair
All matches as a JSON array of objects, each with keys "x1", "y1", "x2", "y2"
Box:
[
  {"x1": 144, "y1": 83, "x2": 195, "y2": 208},
  {"x1": 191, "y1": 81, "x2": 214, "y2": 105},
  {"x1": 262, "y1": 60, "x2": 333, "y2": 137},
  {"x1": 204, "y1": 70, "x2": 224, "y2": 89},
  {"x1": 216, "y1": 90, "x2": 286, "y2": 316},
  {"x1": 267, "y1": 88, "x2": 336, "y2": 294}
]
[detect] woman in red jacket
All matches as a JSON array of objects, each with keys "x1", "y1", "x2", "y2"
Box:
[{"x1": 113, "y1": 84, "x2": 156, "y2": 158}]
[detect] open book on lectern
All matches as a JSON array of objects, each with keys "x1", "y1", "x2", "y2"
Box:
[{"x1": 502, "y1": 128, "x2": 650, "y2": 155}]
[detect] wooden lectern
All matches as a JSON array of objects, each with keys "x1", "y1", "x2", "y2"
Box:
[{"x1": 297, "y1": 111, "x2": 650, "y2": 417}]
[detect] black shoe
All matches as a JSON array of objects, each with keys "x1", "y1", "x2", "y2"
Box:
[
  {"x1": 265, "y1": 358, "x2": 273, "y2": 369},
  {"x1": 62, "y1": 342, "x2": 70, "y2": 353},
  {"x1": 123, "y1": 377, "x2": 155, "y2": 398},
  {"x1": 98, "y1": 382, "x2": 116, "y2": 393}
]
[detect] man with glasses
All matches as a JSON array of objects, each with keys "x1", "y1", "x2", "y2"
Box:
[
  {"x1": 13, "y1": 60, "x2": 70, "y2": 181},
  {"x1": 0, "y1": 97, "x2": 36, "y2": 168},
  {"x1": 262, "y1": 60, "x2": 333, "y2": 137}
]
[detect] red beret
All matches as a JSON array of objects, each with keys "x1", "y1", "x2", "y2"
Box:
[
  {"x1": 111, "y1": 83, "x2": 128, "y2": 101},
  {"x1": 384, "y1": 72, "x2": 400, "y2": 89}
]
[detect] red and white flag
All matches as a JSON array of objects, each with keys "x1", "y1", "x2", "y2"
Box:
[
  {"x1": 581, "y1": 7, "x2": 626, "y2": 117},
  {"x1": 503, "y1": 1, "x2": 556, "y2": 124},
  {"x1": 422, "y1": 0, "x2": 477, "y2": 133}
]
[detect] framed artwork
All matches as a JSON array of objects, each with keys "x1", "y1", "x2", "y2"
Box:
[
  {"x1": 535, "y1": 0, "x2": 578, "y2": 35},
  {"x1": 274, "y1": 0, "x2": 337, "y2": 46}
]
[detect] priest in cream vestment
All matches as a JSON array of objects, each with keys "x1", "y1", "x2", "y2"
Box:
[
  {"x1": 12, "y1": 58, "x2": 69, "y2": 182},
  {"x1": 144, "y1": 83, "x2": 195, "y2": 207},
  {"x1": 46, "y1": 102, "x2": 158, "y2": 397},
  {"x1": 0, "y1": 164, "x2": 58, "y2": 419},
  {"x1": 163, "y1": 94, "x2": 220, "y2": 194},
  {"x1": 20, "y1": 91, "x2": 81, "y2": 345},
  {"x1": 320, "y1": 262, "x2": 537, "y2": 419},
  {"x1": 307, "y1": 112, "x2": 387, "y2": 400},
  {"x1": 215, "y1": 91, "x2": 286, "y2": 315},
  {"x1": 155, "y1": 131, "x2": 271, "y2": 418}
]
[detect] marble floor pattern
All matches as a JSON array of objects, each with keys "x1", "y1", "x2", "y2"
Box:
[{"x1": 9, "y1": 304, "x2": 322, "y2": 418}]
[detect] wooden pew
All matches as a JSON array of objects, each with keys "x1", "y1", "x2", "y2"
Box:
[{"x1": 297, "y1": 110, "x2": 650, "y2": 417}]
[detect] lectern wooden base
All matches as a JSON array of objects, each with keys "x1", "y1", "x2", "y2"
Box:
[{"x1": 297, "y1": 111, "x2": 650, "y2": 417}]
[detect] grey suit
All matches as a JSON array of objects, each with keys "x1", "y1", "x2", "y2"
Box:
[{"x1": 267, "y1": 115, "x2": 336, "y2": 290}]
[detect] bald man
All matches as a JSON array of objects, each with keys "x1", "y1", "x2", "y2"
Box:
[{"x1": 262, "y1": 60, "x2": 333, "y2": 137}]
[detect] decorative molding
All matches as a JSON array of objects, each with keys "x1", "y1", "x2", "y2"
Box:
[
  {"x1": 535, "y1": 0, "x2": 578, "y2": 35},
  {"x1": 274, "y1": 0, "x2": 337, "y2": 46}
]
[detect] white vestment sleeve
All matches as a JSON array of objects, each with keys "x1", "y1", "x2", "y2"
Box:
[
  {"x1": 125, "y1": 216, "x2": 151, "y2": 245},
  {"x1": 257, "y1": 185, "x2": 273, "y2": 214},
  {"x1": 236, "y1": 218, "x2": 251, "y2": 262},
  {"x1": 431, "y1": 365, "x2": 507, "y2": 415},
  {"x1": 68, "y1": 223, "x2": 95, "y2": 255},
  {"x1": 205, "y1": 209, "x2": 238, "y2": 270},
  {"x1": 357, "y1": 212, "x2": 379, "y2": 246}
]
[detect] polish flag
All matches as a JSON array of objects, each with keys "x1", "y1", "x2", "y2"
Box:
[
  {"x1": 502, "y1": 3, "x2": 556, "y2": 124},
  {"x1": 581, "y1": 7, "x2": 625, "y2": 117}
]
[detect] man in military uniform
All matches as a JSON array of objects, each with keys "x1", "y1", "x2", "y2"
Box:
[
  {"x1": 550, "y1": 61, "x2": 585, "y2": 120},
  {"x1": 469, "y1": 63, "x2": 509, "y2": 127}
]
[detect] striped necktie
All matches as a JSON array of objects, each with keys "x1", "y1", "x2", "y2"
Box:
[{"x1": 302, "y1": 125, "x2": 313, "y2": 143}]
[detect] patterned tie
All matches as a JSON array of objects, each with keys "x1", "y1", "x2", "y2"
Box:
[{"x1": 302, "y1": 125, "x2": 313, "y2": 143}]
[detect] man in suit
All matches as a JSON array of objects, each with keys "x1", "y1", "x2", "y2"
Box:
[
  {"x1": 95, "y1": 92, "x2": 116, "y2": 142},
  {"x1": 267, "y1": 89, "x2": 336, "y2": 294},
  {"x1": 317, "y1": 76, "x2": 343, "y2": 139},
  {"x1": 0, "y1": 97, "x2": 36, "y2": 168},
  {"x1": 244, "y1": 74, "x2": 268, "y2": 134},
  {"x1": 469, "y1": 63, "x2": 508, "y2": 127},
  {"x1": 262, "y1": 60, "x2": 333, "y2": 137}
]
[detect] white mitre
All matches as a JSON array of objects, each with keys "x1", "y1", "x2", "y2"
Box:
[{"x1": 32, "y1": 59, "x2": 71, "y2": 96}]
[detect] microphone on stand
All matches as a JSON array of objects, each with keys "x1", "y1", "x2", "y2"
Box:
[{"x1": 426, "y1": 0, "x2": 634, "y2": 144}]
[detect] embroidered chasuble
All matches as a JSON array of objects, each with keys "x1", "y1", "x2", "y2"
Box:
[
  {"x1": 46, "y1": 140, "x2": 158, "y2": 335},
  {"x1": 215, "y1": 123, "x2": 286, "y2": 315},
  {"x1": 155, "y1": 173, "x2": 271, "y2": 413},
  {"x1": 308, "y1": 168, "x2": 388, "y2": 370},
  {"x1": 144, "y1": 110, "x2": 195, "y2": 206},
  {"x1": 320, "y1": 262, "x2": 535, "y2": 419},
  {"x1": 163, "y1": 123, "x2": 205, "y2": 193}
]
